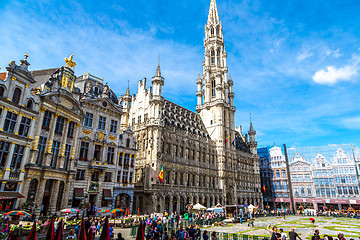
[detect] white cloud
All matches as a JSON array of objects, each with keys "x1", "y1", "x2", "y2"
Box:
[
  {"x1": 312, "y1": 54, "x2": 360, "y2": 85},
  {"x1": 296, "y1": 50, "x2": 313, "y2": 62},
  {"x1": 325, "y1": 48, "x2": 342, "y2": 58},
  {"x1": 342, "y1": 117, "x2": 360, "y2": 130}
]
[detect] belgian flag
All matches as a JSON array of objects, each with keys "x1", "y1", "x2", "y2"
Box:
[{"x1": 158, "y1": 165, "x2": 164, "y2": 183}]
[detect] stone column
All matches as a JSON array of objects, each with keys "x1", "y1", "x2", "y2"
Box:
[
  {"x1": 48, "y1": 180, "x2": 60, "y2": 215},
  {"x1": 61, "y1": 176, "x2": 72, "y2": 209},
  {"x1": 44, "y1": 113, "x2": 59, "y2": 166},
  {"x1": 58, "y1": 119, "x2": 70, "y2": 168},
  {"x1": 18, "y1": 176, "x2": 32, "y2": 207},
  {"x1": 169, "y1": 196, "x2": 173, "y2": 213},
  {"x1": 35, "y1": 179, "x2": 46, "y2": 216},
  {"x1": 30, "y1": 108, "x2": 46, "y2": 156},
  {"x1": 69, "y1": 123, "x2": 80, "y2": 168},
  {"x1": 176, "y1": 195, "x2": 180, "y2": 213},
  {"x1": 3, "y1": 144, "x2": 16, "y2": 179}
]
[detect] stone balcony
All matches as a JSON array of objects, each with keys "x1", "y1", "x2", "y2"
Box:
[{"x1": 89, "y1": 160, "x2": 108, "y2": 170}]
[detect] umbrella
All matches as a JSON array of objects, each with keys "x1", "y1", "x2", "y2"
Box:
[
  {"x1": 110, "y1": 208, "x2": 124, "y2": 214},
  {"x1": 55, "y1": 219, "x2": 63, "y2": 240},
  {"x1": 98, "y1": 208, "x2": 110, "y2": 213},
  {"x1": 46, "y1": 217, "x2": 55, "y2": 240},
  {"x1": 136, "y1": 220, "x2": 144, "y2": 240},
  {"x1": 6, "y1": 210, "x2": 31, "y2": 217},
  {"x1": 59, "y1": 208, "x2": 80, "y2": 213},
  {"x1": 26, "y1": 222, "x2": 37, "y2": 240},
  {"x1": 99, "y1": 217, "x2": 111, "y2": 240},
  {"x1": 309, "y1": 218, "x2": 315, "y2": 221},
  {"x1": 193, "y1": 203, "x2": 206, "y2": 210},
  {"x1": 78, "y1": 218, "x2": 87, "y2": 240}
]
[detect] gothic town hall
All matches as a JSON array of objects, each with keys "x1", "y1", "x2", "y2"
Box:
[{"x1": 123, "y1": 0, "x2": 263, "y2": 213}]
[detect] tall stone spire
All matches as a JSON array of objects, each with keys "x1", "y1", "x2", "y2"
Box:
[{"x1": 208, "y1": 0, "x2": 220, "y2": 24}]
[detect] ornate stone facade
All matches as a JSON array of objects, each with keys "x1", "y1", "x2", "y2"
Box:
[
  {"x1": 122, "y1": 0, "x2": 262, "y2": 213},
  {"x1": 0, "y1": 56, "x2": 39, "y2": 210},
  {"x1": 1, "y1": 57, "x2": 137, "y2": 216}
]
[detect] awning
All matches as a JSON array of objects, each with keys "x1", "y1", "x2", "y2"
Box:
[
  {"x1": 103, "y1": 189, "x2": 112, "y2": 201},
  {"x1": 0, "y1": 192, "x2": 24, "y2": 199},
  {"x1": 74, "y1": 188, "x2": 84, "y2": 200}
]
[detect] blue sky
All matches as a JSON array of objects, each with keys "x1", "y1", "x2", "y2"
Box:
[{"x1": 1, "y1": 0, "x2": 360, "y2": 148}]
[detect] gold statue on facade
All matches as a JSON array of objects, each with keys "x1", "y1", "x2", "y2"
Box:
[{"x1": 65, "y1": 54, "x2": 76, "y2": 70}]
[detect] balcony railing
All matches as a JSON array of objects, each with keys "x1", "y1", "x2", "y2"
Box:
[{"x1": 9, "y1": 171, "x2": 20, "y2": 180}]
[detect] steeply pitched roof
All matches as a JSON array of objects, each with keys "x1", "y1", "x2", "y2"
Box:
[
  {"x1": 162, "y1": 99, "x2": 210, "y2": 139},
  {"x1": 32, "y1": 68, "x2": 58, "y2": 87}
]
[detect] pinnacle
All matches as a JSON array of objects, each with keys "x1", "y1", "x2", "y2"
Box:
[
  {"x1": 208, "y1": 0, "x2": 220, "y2": 24},
  {"x1": 155, "y1": 63, "x2": 161, "y2": 77}
]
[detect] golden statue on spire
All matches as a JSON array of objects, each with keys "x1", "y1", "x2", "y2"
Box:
[{"x1": 65, "y1": 54, "x2": 76, "y2": 70}]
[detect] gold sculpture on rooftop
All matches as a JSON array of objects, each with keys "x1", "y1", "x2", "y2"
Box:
[{"x1": 65, "y1": 54, "x2": 76, "y2": 70}]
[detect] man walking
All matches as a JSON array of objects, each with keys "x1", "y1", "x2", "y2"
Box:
[{"x1": 289, "y1": 228, "x2": 302, "y2": 240}]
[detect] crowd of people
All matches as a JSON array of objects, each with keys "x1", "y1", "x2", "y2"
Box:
[{"x1": 268, "y1": 225, "x2": 355, "y2": 240}]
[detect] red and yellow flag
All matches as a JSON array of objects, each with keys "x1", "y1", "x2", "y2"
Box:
[
  {"x1": 225, "y1": 136, "x2": 231, "y2": 143},
  {"x1": 262, "y1": 185, "x2": 266, "y2": 193},
  {"x1": 158, "y1": 165, "x2": 164, "y2": 183}
]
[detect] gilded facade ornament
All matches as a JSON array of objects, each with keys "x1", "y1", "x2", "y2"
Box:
[{"x1": 64, "y1": 54, "x2": 76, "y2": 70}]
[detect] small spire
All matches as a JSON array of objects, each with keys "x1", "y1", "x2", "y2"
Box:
[
  {"x1": 155, "y1": 61, "x2": 161, "y2": 77},
  {"x1": 126, "y1": 80, "x2": 130, "y2": 95},
  {"x1": 249, "y1": 113, "x2": 254, "y2": 132},
  {"x1": 208, "y1": 0, "x2": 220, "y2": 24}
]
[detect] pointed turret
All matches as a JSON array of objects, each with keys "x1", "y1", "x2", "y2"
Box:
[
  {"x1": 152, "y1": 62, "x2": 164, "y2": 97},
  {"x1": 208, "y1": 0, "x2": 220, "y2": 24},
  {"x1": 155, "y1": 63, "x2": 161, "y2": 78},
  {"x1": 248, "y1": 119, "x2": 257, "y2": 155}
]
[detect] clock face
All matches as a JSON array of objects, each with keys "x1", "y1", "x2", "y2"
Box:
[{"x1": 102, "y1": 101, "x2": 108, "y2": 107}]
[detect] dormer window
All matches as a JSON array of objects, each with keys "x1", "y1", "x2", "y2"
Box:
[
  {"x1": 12, "y1": 87, "x2": 22, "y2": 104},
  {"x1": 26, "y1": 99, "x2": 34, "y2": 109}
]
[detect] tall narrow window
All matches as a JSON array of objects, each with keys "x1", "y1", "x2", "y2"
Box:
[
  {"x1": 126, "y1": 138, "x2": 130, "y2": 148},
  {"x1": 10, "y1": 145, "x2": 24, "y2": 169},
  {"x1": 98, "y1": 116, "x2": 106, "y2": 130},
  {"x1": 42, "y1": 111, "x2": 52, "y2": 130},
  {"x1": 124, "y1": 154, "x2": 130, "y2": 167},
  {"x1": 211, "y1": 50, "x2": 215, "y2": 64},
  {"x1": 107, "y1": 147, "x2": 115, "y2": 164},
  {"x1": 18, "y1": 117, "x2": 31, "y2": 137},
  {"x1": 84, "y1": 112, "x2": 93, "y2": 127},
  {"x1": 36, "y1": 137, "x2": 47, "y2": 166},
  {"x1": 64, "y1": 144, "x2": 71, "y2": 170},
  {"x1": 79, "y1": 141, "x2": 89, "y2": 161},
  {"x1": 3, "y1": 112, "x2": 18, "y2": 133},
  {"x1": 110, "y1": 120, "x2": 118, "y2": 133},
  {"x1": 0, "y1": 141, "x2": 10, "y2": 167},
  {"x1": 12, "y1": 88, "x2": 22, "y2": 104},
  {"x1": 94, "y1": 145, "x2": 101, "y2": 161},
  {"x1": 55, "y1": 116, "x2": 65, "y2": 134},
  {"x1": 50, "y1": 140, "x2": 61, "y2": 168},
  {"x1": 67, "y1": 122, "x2": 75, "y2": 138},
  {"x1": 211, "y1": 79, "x2": 216, "y2": 98},
  {"x1": 118, "y1": 153, "x2": 123, "y2": 166}
]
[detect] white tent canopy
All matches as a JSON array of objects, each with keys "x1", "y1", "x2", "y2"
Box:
[
  {"x1": 247, "y1": 204, "x2": 257, "y2": 212},
  {"x1": 193, "y1": 203, "x2": 207, "y2": 210}
]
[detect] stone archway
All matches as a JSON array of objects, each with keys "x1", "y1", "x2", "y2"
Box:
[
  {"x1": 165, "y1": 196, "x2": 170, "y2": 212},
  {"x1": 173, "y1": 196, "x2": 178, "y2": 213},
  {"x1": 27, "y1": 179, "x2": 38, "y2": 201},
  {"x1": 115, "y1": 193, "x2": 131, "y2": 215},
  {"x1": 180, "y1": 196, "x2": 185, "y2": 213}
]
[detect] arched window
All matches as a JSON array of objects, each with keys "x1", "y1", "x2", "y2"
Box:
[
  {"x1": 0, "y1": 86, "x2": 5, "y2": 98},
  {"x1": 12, "y1": 87, "x2": 22, "y2": 104},
  {"x1": 93, "y1": 86, "x2": 99, "y2": 95},
  {"x1": 211, "y1": 50, "x2": 215, "y2": 64},
  {"x1": 216, "y1": 26, "x2": 220, "y2": 36},
  {"x1": 26, "y1": 99, "x2": 34, "y2": 109},
  {"x1": 211, "y1": 79, "x2": 216, "y2": 98},
  {"x1": 211, "y1": 27, "x2": 214, "y2": 36},
  {"x1": 126, "y1": 138, "x2": 131, "y2": 148},
  {"x1": 217, "y1": 49, "x2": 221, "y2": 65}
]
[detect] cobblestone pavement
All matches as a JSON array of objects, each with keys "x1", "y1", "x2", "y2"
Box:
[{"x1": 100, "y1": 216, "x2": 360, "y2": 239}]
